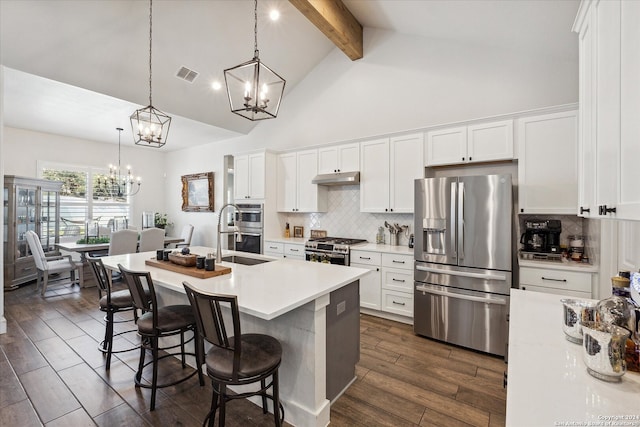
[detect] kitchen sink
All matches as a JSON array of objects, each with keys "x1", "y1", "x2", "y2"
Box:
[{"x1": 220, "y1": 255, "x2": 272, "y2": 266}]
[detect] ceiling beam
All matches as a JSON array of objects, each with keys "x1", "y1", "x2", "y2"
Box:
[{"x1": 289, "y1": 0, "x2": 363, "y2": 61}]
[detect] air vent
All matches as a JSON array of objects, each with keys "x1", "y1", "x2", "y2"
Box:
[{"x1": 176, "y1": 66, "x2": 199, "y2": 83}]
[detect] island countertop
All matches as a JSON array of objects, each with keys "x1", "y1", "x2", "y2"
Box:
[
  {"x1": 99, "y1": 246, "x2": 369, "y2": 321},
  {"x1": 506, "y1": 289, "x2": 640, "y2": 425}
]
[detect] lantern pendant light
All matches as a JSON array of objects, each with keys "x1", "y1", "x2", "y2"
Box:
[
  {"x1": 224, "y1": 0, "x2": 286, "y2": 121},
  {"x1": 130, "y1": 0, "x2": 171, "y2": 148}
]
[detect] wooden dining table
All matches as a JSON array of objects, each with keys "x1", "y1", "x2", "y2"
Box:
[{"x1": 57, "y1": 236, "x2": 184, "y2": 286}]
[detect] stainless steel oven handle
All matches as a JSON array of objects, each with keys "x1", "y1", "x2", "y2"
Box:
[
  {"x1": 415, "y1": 284, "x2": 507, "y2": 305},
  {"x1": 238, "y1": 232, "x2": 262, "y2": 237},
  {"x1": 415, "y1": 265, "x2": 507, "y2": 281}
]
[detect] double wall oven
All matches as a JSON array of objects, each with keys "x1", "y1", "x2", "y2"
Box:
[{"x1": 233, "y1": 203, "x2": 263, "y2": 254}]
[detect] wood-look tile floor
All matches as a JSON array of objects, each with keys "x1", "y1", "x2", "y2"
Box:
[{"x1": 1, "y1": 282, "x2": 506, "y2": 426}]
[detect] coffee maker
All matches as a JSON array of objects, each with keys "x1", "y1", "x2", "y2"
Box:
[{"x1": 520, "y1": 219, "x2": 562, "y2": 253}]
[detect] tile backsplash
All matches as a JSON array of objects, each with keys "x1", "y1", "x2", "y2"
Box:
[{"x1": 281, "y1": 186, "x2": 414, "y2": 245}]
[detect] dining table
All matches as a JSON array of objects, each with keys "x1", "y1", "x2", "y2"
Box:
[{"x1": 57, "y1": 236, "x2": 183, "y2": 286}]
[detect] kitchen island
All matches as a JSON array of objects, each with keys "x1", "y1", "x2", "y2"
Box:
[
  {"x1": 100, "y1": 247, "x2": 369, "y2": 427},
  {"x1": 507, "y1": 289, "x2": 640, "y2": 425}
]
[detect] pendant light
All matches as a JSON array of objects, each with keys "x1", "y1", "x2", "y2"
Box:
[
  {"x1": 224, "y1": 0, "x2": 286, "y2": 121},
  {"x1": 97, "y1": 127, "x2": 141, "y2": 199},
  {"x1": 130, "y1": 0, "x2": 171, "y2": 148}
]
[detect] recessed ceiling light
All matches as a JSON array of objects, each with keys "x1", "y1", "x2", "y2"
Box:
[
  {"x1": 269, "y1": 9, "x2": 280, "y2": 21},
  {"x1": 211, "y1": 81, "x2": 222, "y2": 91}
]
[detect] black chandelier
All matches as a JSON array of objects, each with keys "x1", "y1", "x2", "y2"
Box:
[
  {"x1": 97, "y1": 127, "x2": 141, "y2": 199},
  {"x1": 130, "y1": 0, "x2": 171, "y2": 148},
  {"x1": 224, "y1": 0, "x2": 286, "y2": 121}
]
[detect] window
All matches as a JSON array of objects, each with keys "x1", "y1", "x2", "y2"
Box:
[{"x1": 39, "y1": 161, "x2": 132, "y2": 239}]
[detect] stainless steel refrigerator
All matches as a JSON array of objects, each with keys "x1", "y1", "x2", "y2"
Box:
[{"x1": 413, "y1": 174, "x2": 512, "y2": 356}]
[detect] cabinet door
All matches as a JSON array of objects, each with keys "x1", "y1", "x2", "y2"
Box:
[
  {"x1": 234, "y1": 155, "x2": 249, "y2": 200},
  {"x1": 618, "y1": 221, "x2": 640, "y2": 273},
  {"x1": 467, "y1": 120, "x2": 513, "y2": 163},
  {"x1": 517, "y1": 110, "x2": 578, "y2": 214},
  {"x1": 247, "y1": 152, "x2": 265, "y2": 199},
  {"x1": 425, "y1": 126, "x2": 467, "y2": 166},
  {"x1": 297, "y1": 149, "x2": 326, "y2": 212},
  {"x1": 352, "y1": 263, "x2": 381, "y2": 310},
  {"x1": 390, "y1": 133, "x2": 424, "y2": 213},
  {"x1": 317, "y1": 146, "x2": 339, "y2": 174},
  {"x1": 284, "y1": 243, "x2": 304, "y2": 260},
  {"x1": 618, "y1": 0, "x2": 640, "y2": 219},
  {"x1": 360, "y1": 139, "x2": 390, "y2": 213},
  {"x1": 276, "y1": 153, "x2": 297, "y2": 212},
  {"x1": 337, "y1": 143, "x2": 360, "y2": 172},
  {"x1": 577, "y1": 6, "x2": 597, "y2": 218}
]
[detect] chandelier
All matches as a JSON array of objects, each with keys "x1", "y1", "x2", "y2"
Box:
[
  {"x1": 224, "y1": 0, "x2": 286, "y2": 121},
  {"x1": 130, "y1": 0, "x2": 171, "y2": 148},
  {"x1": 98, "y1": 127, "x2": 141, "y2": 199}
]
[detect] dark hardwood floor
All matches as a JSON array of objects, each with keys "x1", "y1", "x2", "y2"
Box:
[{"x1": 1, "y1": 281, "x2": 506, "y2": 426}]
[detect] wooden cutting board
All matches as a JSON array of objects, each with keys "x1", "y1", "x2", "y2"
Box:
[{"x1": 145, "y1": 257, "x2": 232, "y2": 279}]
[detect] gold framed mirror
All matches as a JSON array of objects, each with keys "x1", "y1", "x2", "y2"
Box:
[{"x1": 181, "y1": 172, "x2": 214, "y2": 212}]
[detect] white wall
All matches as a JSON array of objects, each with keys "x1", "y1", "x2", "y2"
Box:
[
  {"x1": 3, "y1": 127, "x2": 167, "y2": 227},
  {"x1": 164, "y1": 28, "x2": 578, "y2": 244}
]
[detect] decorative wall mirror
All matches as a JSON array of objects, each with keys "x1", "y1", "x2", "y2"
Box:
[{"x1": 181, "y1": 172, "x2": 214, "y2": 212}]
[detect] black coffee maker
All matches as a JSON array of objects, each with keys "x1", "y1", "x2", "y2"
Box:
[{"x1": 520, "y1": 219, "x2": 562, "y2": 253}]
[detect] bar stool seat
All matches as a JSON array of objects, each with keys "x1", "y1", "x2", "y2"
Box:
[
  {"x1": 136, "y1": 305, "x2": 195, "y2": 334},
  {"x1": 206, "y1": 334, "x2": 281, "y2": 379}
]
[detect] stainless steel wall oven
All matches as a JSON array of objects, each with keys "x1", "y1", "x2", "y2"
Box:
[{"x1": 234, "y1": 203, "x2": 263, "y2": 254}]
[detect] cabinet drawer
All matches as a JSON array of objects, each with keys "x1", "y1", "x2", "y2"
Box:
[
  {"x1": 284, "y1": 243, "x2": 304, "y2": 258},
  {"x1": 381, "y1": 253, "x2": 413, "y2": 270},
  {"x1": 350, "y1": 251, "x2": 381, "y2": 266},
  {"x1": 264, "y1": 241, "x2": 284, "y2": 254},
  {"x1": 382, "y1": 268, "x2": 413, "y2": 292},
  {"x1": 521, "y1": 284, "x2": 592, "y2": 299},
  {"x1": 519, "y1": 267, "x2": 592, "y2": 294},
  {"x1": 382, "y1": 289, "x2": 413, "y2": 317}
]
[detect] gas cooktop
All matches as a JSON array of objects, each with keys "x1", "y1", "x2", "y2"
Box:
[{"x1": 306, "y1": 237, "x2": 368, "y2": 245}]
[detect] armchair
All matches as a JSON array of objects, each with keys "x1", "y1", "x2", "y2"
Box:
[
  {"x1": 25, "y1": 230, "x2": 79, "y2": 296},
  {"x1": 138, "y1": 227, "x2": 165, "y2": 252},
  {"x1": 175, "y1": 224, "x2": 194, "y2": 248}
]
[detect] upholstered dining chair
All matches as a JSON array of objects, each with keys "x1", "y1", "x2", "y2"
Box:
[
  {"x1": 108, "y1": 229, "x2": 139, "y2": 255},
  {"x1": 175, "y1": 224, "x2": 194, "y2": 248},
  {"x1": 87, "y1": 255, "x2": 146, "y2": 370},
  {"x1": 25, "y1": 230, "x2": 79, "y2": 296},
  {"x1": 119, "y1": 264, "x2": 204, "y2": 411},
  {"x1": 138, "y1": 227, "x2": 165, "y2": 253},
  {"x1": 183, "y1": 281, "x2": 284, "y2": 427}
]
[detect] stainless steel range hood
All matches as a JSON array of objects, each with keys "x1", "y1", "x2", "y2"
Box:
[{"x1": 312, "y1": 171, "x2": 360, "y2": 186}]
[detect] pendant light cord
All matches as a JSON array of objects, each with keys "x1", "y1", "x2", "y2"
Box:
[
  {"x1": 148, "y1": 0, "x2": 153, "y2": 106},
  {"x1": 253, "y1": 0, "x2": 259, "y2": 59}
]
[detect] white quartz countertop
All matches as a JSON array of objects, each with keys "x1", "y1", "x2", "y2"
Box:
[
  {"x1": 263, "y1": 236, "x2": 307, "y2": 245},
  {"x1": 351, "y1": 243, "x2": 414, "y2": 255},
  {"x1": 519, "y1": 258, "x2": 599, "y2": 273},
  {"x1": 506, "y1": 289, "x2": 640, "y2": 425},
  {"x1": 100, "y1": 246, "x2": 369, "y2": 321}
]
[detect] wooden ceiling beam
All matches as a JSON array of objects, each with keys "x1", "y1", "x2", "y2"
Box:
[{"x1": 289, "y1": 0, "x2": 363, "y2": 61}]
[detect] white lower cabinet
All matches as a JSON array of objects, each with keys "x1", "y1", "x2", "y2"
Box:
[
  {"x1": 351, "y1": 251, "x2": 382, "y2": 310},
  {"x1": 284, "y1": 243, "x2": 305, "y2": 260},
  {"x1": 519, "y1": 266, "x2": 594, "y2": 298},
  {"x1": 264, "y1": 241, "x2": 284, "y2": 258}
]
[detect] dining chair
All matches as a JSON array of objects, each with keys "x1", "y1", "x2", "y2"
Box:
[
  {"x1": 119, "y1": 264, "x2": 204, "y2": 411},
  {"x1": 25, "y1": 230, "x2": 79, "y2": 296},
  {"x1": 87, "y1": 255, "x2": 146, "y2": 370},
  {"x1": 108, "y1": 229, "x2": 139, "y2": 255},
  {"x1": 183, "y1": 281, "x2": 284, "y2": 427},
  {"x1": 138, "y1": 227, "x2": 165, "y2": 253},
  {"x1": 175, "y1": 224, "x2": 194, "y2": 248}
]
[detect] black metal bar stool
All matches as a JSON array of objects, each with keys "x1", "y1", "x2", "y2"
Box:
[
  {"x1": 183, "y1": 281, "x2": 284, "y2": 427},
  {"x1": 87, "y1": 255, "x2": 143, "y2": 370},
  {"x1": 119, "y1": 264, "x2": 204, "y2": 411}
]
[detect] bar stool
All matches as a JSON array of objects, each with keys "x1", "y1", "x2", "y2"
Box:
[
  {"x1": 118, "y1": 264, "x2": 204, "y2": 411},
  {"x1": 87, "y1": 255, "x2": 143, "y2": 370},
  {"x1": 183, "y1": 281, "x2": 284, "y2": 427}
]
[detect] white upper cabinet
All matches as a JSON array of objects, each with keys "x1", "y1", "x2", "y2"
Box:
[
  {"x1": 517, "y1": 110, "x2": 578, "y2": 214},
  {"x1": 234, "y1": 151, "x2": 266, "y2": 200},
  {"x1": 425, "y1": 120, "x2": 513, "y2": 166},
  {"x1": 317, "y1": 143, "x2": 360, "y2": 174},
  {"x1": 574, "y1": 0, "x2": 640, "y2": 220},
  {"x1": 276, "y1": 149, "x2": 327, "y2": 213},
  {"x1": 361, "y1": 134, "x2": 424, "y2": 213}
]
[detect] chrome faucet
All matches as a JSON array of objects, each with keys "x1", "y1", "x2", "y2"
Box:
[{"x1": 216, "y1": 203, "x2": 243, "y2": 263}]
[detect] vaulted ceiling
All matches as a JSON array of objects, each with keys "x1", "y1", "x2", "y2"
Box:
[{"x1": 0, "y1": 0, "x2": 579, "y2": 151}]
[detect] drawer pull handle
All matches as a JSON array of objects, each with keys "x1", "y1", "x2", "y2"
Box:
[
  {"x1": 392, "y1": 300, "x2": 406, "y2": 306},
  {"x1": 392, "y1": 260, "x2": 405, "y2": 264},
  {"x1": 269, "y1": 246, "x2": 278, "y2": 249},
  {"x1": 541, "y1": 277, "x2": 567, "y2": 282},
  {"x1": 392, "y1": 278, "x2": 406, "y2": 282},
  {"x1": 360, "y1": 256, "x2": 371, "y2": 260},
  {"x1": 289, "y1": 249, "x2": 299, "y2": 252}
]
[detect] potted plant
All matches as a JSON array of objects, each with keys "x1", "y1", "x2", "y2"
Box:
[{"x1": 154, "y1": 213, "x2": 172, "y2": 229}]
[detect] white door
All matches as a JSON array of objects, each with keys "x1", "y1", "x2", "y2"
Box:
[
  {"x1": 467, "y1": 120, "x2": 513, "y2": 163},
  {"x1": 247, "y1": 152, "x2": 265, "y2": 199},
  {"x1": 234, "y1": 154, "x2": 249, "y2": 200},
  {"x1": 390, "y1": 133, "x2": 424, "y2": 213},
  {"x1": 337, "y1": 143, "x2": 360, "y2": 172},
  {"x1": 296, "y1": 149, "x2": 323, "y2": 212},
  {"x1": 317, "y1": 146, "x2": 339, "y2": 174},
  {"x1": 353, "y1": 263, "x2": 381, "y2": 310},
  {"x1": 360, "y1": 139, "x2": 390, "y2": 213},
  {"x1": 425, "y1": 126, "x2": 467, "y2": 166},
  {"x1": 276, "y1": 153, "x2": 297, "y2": 212}
]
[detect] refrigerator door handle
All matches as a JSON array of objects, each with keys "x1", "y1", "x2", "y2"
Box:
[
  {"x1": 416, "y1": 265, "x2": 508, "y2": 281},
  {"x1": 450, "y1": 181, "x2": 457, "y2": 257},
  {"x1": 458, "y1": 182, "x2": 464, "y2": 260},
  {"x1": 415, "y1": 284, "x2": 508, "y2": 305}
]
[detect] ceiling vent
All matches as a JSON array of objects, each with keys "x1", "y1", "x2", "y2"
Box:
[{"x1": 176, "y1": 66, "x2": 199, "y2": 83}]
